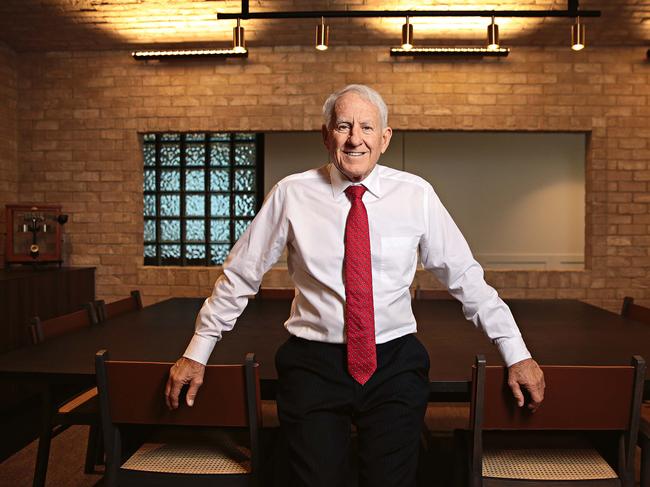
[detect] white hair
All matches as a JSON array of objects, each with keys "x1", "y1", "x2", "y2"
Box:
[{"x1": 322, "y1": 84, "x2": 389, "y2": 129}]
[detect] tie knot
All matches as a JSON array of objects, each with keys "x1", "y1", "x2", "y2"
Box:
[{"x1": 345, "y1": 185, "x2": 367, "y2": 202}]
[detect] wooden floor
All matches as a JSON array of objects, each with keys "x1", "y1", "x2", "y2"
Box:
[{"x1": 0, "y1": 426, "x2": 103, "y2": 487}]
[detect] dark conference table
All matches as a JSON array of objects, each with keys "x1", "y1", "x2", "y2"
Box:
[{"x1": 1, "y1": 297, "x2": 650, "y2": 400}]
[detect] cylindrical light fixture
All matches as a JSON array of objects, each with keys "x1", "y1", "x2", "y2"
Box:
[
  {"x1": 401, "y1": 16, "x2": 413, "y2": 50},
  {"x1": 316, "y1": 16, "x2": 329, "y2": 51},
  {"x1": 487, "y1": 15, "x2": 499, "y2": 50},
  {"x1": 233, "y1": 18, "x2": 246, "y2": 53},
  {"x1": 571, "y1": 16, "x2": 585, "y2": 51}
]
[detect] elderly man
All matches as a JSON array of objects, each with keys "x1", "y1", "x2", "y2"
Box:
[{"x1": 166, "y1": 84, "x2": 545, "y2": 487}]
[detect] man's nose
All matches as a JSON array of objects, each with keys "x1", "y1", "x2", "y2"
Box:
[{"x1": 347, "y1": 125, "x2": 363, "y2": 145}]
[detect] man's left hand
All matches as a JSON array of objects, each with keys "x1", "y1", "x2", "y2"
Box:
[{"x1": 507, "y1": 358, "x2": 545, "y2": 412}]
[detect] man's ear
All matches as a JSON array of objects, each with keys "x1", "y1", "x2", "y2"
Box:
[{"x1": 380, "y1": 126, "x2": 393, "y2": 154}]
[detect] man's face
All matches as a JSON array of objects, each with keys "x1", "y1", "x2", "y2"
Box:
[{"x1": 322, "y1": 92, "x2": 392, "y2": 182}]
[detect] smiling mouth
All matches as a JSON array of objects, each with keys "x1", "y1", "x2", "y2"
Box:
[{"x1": 343, "y1": 151, "x2": 367, "y2": 157}]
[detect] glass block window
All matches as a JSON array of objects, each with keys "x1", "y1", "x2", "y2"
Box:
[{"x1": 143, "y1": 132, "x2": 263, "y2": 266}]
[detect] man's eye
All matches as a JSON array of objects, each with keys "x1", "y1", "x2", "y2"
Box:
[
  {"x1": 337, "y1": 125, "x2": 350, "y2": 132},
  {"x1": 362, "y1": 126, "x2": 373, "y2": 132}
]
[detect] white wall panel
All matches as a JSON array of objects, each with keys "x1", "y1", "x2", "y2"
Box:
[{"x1": 264, "y1": 131, "x2": 585, "y2": 270}]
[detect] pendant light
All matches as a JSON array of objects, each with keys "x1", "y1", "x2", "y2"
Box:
[
  {"x1": 401, "y1": 16, "x2": 413, "y2": 50},
  {"x1": 571, "y1": 16, "x2": 585, "y2": 51},
  {"x1": 316, "y1": 16, "x2": 329, "y2": 51},
  {"x1": 487, "y1": 15, "x2": 499, "y2": 50},
  {"x1": 233, "y1": 18, "x2": 246, "y2": 53}
]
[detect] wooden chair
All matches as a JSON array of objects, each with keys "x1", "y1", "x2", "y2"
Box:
[
  {"x1": 256, "y1": 288, "x2": 295, "y2": 300},
  {"x1": 96, "y1": 290, "x2": 143, "y2": 322},
  {"x1": 621, "y1": 297, "x2": 650, "y2": 487},
  {"x1": 621, "y1": 296, "x2": 650, "y2": 325},
  {"x1": 464, "y1": 354, "x2": 645, "y2": 487},
  {"x1": 29, "y1": 302, "x2": 99, "y2": 344},
  {"x1": 95, "y1": 350, "x2": 262, "y2": 487},
  {"x1": 27, "y1": 304, "x2": 102, "y2": 487}
]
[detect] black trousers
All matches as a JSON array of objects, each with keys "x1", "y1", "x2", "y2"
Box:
[{"x1": 275, "y1": 333, "x2": 430, "y2": 487}]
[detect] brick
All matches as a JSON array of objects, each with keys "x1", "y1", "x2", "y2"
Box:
[
  {"x1": 467, "y1": 94, "x2": 496, "y2": 105},
  {"x1": 633, "y1": 193, "x2": 650, "y2": 203}
]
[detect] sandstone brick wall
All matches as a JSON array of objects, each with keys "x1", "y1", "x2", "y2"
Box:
[
  {"x1": 0, "y1": 43, "x2": 18, "y2": 265},
  {"x1": 10, "y1": 46, "x2": 650, "y2": 311}
]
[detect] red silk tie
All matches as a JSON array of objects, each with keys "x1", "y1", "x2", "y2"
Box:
[{"x1": 344, "y1": 185, "x2": 377, "y2": 385}]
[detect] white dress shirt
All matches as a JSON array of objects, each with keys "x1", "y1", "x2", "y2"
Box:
[{"x1": 184, "y1": 163, "x2": 531, "y2": 367}]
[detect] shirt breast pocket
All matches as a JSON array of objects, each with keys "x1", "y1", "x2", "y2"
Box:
[{"x1": 379, "y1": 236, "x2": 419, "y2": 280}]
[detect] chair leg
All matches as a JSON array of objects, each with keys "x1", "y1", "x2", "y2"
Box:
[
  {"x1": 452, "y1": 429, "x2": 469, "y2": 487},
  {"x1": 104, "y1": 429, "x2": 122, "y2": 487},
  {"x1": 33, "y1": 428, "x2": 52, "y2": 487},
  {"x1": 641, "y1": 432, "x2": 650, "y2": 487},
  {"x1": 95, "y1": 426, "x2": 105, "y2": 467},
  {"x1": 83, "y1": 424, "x2": 101, "y2": 473},
  {"x1": 33, "y1": 390, "x2": 53, "y2": 487}
]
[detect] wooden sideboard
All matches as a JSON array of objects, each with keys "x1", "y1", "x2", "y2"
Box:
[
  {"x1": 0, "y1": 267, "x2": 96, "y2": 353},
  {"x1": 0, "y1": 267, "x2": 95, "y2": 412}
]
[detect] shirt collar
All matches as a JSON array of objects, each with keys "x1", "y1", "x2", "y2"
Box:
[{"x1": 329, "y1": 163, "x2": 381, "y2": 200}]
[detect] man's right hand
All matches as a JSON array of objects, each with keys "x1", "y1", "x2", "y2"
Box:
[{"x1": 165, "y1": 356, "x2": 206, "y2": 410}]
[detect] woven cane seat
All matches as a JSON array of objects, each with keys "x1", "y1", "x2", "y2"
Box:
[
  {"x1": 482, "y1": 448, "x2": 618, "y2": 480},
  {"x1": 122, "y1": 432, "x2": 251, "y2": 475}
]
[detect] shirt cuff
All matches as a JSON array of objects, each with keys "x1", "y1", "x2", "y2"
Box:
[
  {"x1": 495, "y1": 335, "x2": 532, "y2": 367},
  {"x1": 183, "y1": 333, "x2": 217, "y2": 365}
]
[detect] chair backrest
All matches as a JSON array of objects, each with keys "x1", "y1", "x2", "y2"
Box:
[
  {"x1": 97, "y1": 290, "x2": 143, "y2": 322},
  {"x1": 29, "y1": 302, "x2": 97, "y2": 345},
  {"x1": 470, "y1": 355, "x2": 646, "y2": 480},
  {"x1": 414, "y1": 288, "x2": 453, "y2": 300},
  {"x1": 621, "y1": 296, "x2": 650, "y2": 324},
  {"x1": 257, "y1": 288, "x2": 295, "y2": 299},
  {"x1": 472, "y1": 357, "x2": 645, "y2": 431},
  {"x1": 95, "y1": 351, "x2": 261, "y2": 428}
]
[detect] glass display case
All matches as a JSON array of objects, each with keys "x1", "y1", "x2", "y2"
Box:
[{"x1": 5, "y1": 204, "x2": 67, "y2": 266}]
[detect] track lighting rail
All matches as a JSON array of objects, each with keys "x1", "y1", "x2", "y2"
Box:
[
  {"x1": 132, "y1": 1, "x2": 600, "y2": 59},
  {"x1": 217, "y1": 9, "x2": 600, "y2": 20},
  {"x1": 219, "y1": 0, "x2": 599, "y2": 20}
]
